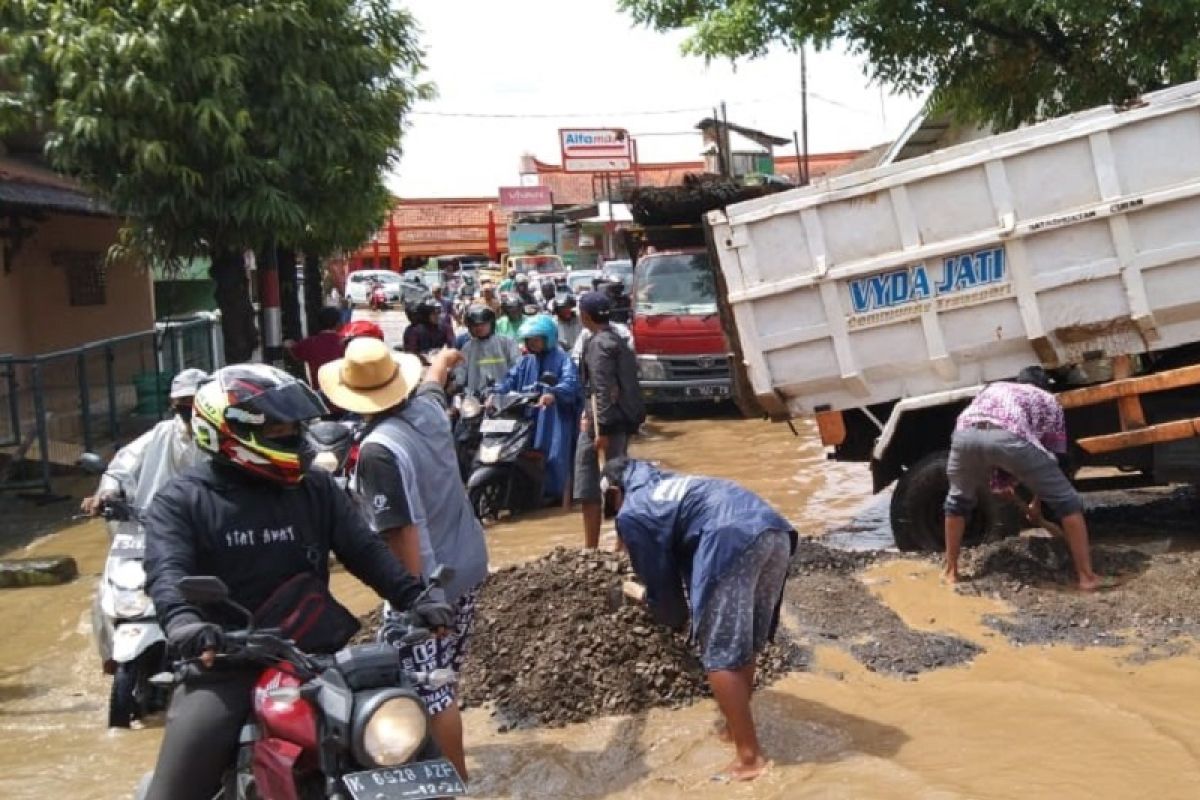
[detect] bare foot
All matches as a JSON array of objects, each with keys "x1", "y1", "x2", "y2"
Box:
[
  {"x1": 716, "y1": 755, "x2": 770, "y2": 782},
  {"x1": 1076, "y1": 575, "x2": 1118, "y2": 592},
  {"x1": 941, "y1": 569, "x2": 959, "y2": 586}
]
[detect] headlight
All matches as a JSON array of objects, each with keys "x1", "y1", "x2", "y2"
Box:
[
  {"x1": 353, "y1": 692, "x2": 428, "y2": 767},
  {"x1": 637, "y1": 356, "x2": 668, "y2": 381},
  {"x1": 461, "y1": 396, "x2": 483, "y2": 418},
  {"x1": 479, "y1": 444, "x2": 502, "y2": 464},
  {"x1": 111, "y1": 559, "x2": 146, "y2": 591},
  {"x1": 113, "y1": 589, "x2": 151, "y2": 618}
]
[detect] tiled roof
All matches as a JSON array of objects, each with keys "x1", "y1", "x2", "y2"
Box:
[
  {"x1": 0, "y1": 157, "x2": 111, "y2": 216},
  {"x1": 356, "y1": 198, "x2": 513, "y2": 259}
]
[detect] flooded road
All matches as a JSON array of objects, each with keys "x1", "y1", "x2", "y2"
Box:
[{"x1": 1, "y1": 413, "x2": 1199, "y2": 798}]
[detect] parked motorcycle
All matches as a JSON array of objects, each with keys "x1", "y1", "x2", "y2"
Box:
[
  {"x1": 137, "y1": 568, "x2": 465, "y2": 800},
  {"x1": 79, "y1": 452, "x2": 169, "y2": 729},
  {"x1": 465, "y1": 373, "x2": 557, "y2": 521}
]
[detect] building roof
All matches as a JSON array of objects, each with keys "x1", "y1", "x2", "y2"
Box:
[
  {"x1": 0, "y1": 157, "x2": 111, "y2": 216},
  {"x1": 525, "y1": 150, "x2": 866, "y2": 205},
  {"x1": 696, "y1": 118, "x2": 792, "y2": 149},
  {"x1": 356, "y1": 197, "x2": 514, "y2": 259}
]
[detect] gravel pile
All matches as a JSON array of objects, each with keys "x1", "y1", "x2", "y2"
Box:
[{"x1": 358, "y1": 547, "x2": 803, "y2": 730}]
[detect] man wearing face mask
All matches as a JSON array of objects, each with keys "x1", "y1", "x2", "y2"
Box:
[{"x1": 81, "y1": 368, "x2": 210, "y2": 516}]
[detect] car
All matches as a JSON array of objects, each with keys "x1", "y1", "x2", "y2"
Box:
[
  {"x1": 566, "y1": 269, "x2": 603, "y2": 295},
  {"x1": 601, "y1": 258, "x2": 633, "y2": 286},
  {"x1": 346, "y1": 269, "x2": 402, "y2": 305}
]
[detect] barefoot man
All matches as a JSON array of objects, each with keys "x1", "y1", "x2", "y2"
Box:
[
  {"x1": 944, "y1": 366, "x2": 1102, "y2": 590},
  {"x1": 600, "y1": 457, "x2": 796, "y2": 781}
]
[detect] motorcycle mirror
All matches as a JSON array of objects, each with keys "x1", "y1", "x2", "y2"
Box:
[
  {"x1": 78, "y1": 452, "x2": 107, "y2": 475},
  {"x1": 539, "y1": 372, "x2": 559, "y2": 387},
  {"x1": 178, "y1": 575, "x2": 231, "y2": 606}
]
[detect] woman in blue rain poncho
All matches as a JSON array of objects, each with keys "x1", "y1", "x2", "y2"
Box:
[{"x1": 491, "y1": 315, "x2": 579, "y2": 503}]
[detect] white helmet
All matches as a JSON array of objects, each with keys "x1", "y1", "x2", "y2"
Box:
[{"x1": 169, "y1": 368, "x2": 210, "y2": 400}]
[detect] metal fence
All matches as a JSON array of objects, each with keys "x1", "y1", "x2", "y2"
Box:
[{"x1": 0, "y1": 314, "x2": 223, "y2": 496}]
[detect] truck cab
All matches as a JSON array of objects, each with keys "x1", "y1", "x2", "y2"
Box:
[{"x1": 630, "y1": 247, "x2": 731, "y2": 405}]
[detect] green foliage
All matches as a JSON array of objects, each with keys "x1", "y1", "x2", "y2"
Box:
[
  {"x1": 618, "y1": 1, "x2": 1200, "y2": 128},
  {"x1": 1, "y1": 0, "x2": 431, "y2": 261}
]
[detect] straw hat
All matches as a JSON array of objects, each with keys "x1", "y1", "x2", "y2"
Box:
[{"x1": 318, "y1": 338, "x2": 423, "y2": 415}]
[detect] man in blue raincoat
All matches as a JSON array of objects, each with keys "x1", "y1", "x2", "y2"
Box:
[
  {"x1": 601, "y1": 457, "x2": 797, "y2": 782},
  {"x1": 491, "y1": 314, "x2": 579, "y2": 503}
]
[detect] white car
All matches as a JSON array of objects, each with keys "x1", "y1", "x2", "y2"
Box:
[{"x1": 346, "y1": 270, "x2": 427, "y2": 307}]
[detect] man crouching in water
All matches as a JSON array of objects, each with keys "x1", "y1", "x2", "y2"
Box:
[{"x1": 600, "y1": 457, "x2": 796, "y2": 781}]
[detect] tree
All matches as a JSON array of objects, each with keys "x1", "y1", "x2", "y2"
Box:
[
  {"x1": 0, "y1": 0, "x2": 429, "y2": 361},
  {"x1": 617, "y1": 1, "x2": 1200, "y2": 128}
]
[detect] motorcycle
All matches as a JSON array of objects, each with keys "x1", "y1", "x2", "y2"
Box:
[
  {"x1": 138, "y1": 568, "x2": 465, "y2": 800},
  {"x1": 79, "y1": 452, "x2": 169, "y2": 729},
  {"x1": 369, "y1": 284, "x2": 391, "y2": 312},
  {"x1": 451, "y1": 391, "x2": 486, "y2": 483},
  {"x1": 465, "y1": 373, "x2": 557, "y2": 521},
  {"x1": 303, "y1": 420, "x2": 362, "y2": 491}
]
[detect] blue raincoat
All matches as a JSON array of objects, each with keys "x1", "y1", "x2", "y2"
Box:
[
  {"x1": 493, "y1": 346, "x2": 579, "y2": 501},
  {"x1": 615, "y1": 461, "x2": 797, "y2": 635}
]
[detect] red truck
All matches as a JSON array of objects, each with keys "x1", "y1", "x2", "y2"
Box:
[{"x1": 624, "y1": 226, "x2": 731, "y2": 406}]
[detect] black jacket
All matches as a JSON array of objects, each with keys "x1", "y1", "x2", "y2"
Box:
[
  {"x1": 581, "y1": 327, "x2": 645, "y2": 435},
  {"x1": 145, "y1": 461, "x2": 423, "y2": 632}
]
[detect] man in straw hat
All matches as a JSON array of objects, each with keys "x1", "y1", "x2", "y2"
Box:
[{"x1": 319, "y1": 339, "x2": 487, "y2": 781}]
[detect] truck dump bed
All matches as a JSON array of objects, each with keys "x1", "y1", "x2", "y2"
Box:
[{"x1": 708, "y1": 81, "x2": 1200, "y2": 418}]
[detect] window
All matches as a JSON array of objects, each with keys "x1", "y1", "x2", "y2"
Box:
[{"x1": 54, "y1": 250, "x2": 107, "y2": 306}]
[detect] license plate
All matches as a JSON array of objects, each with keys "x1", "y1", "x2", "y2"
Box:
[
  {"x1": 684, "y1": 384, "x2": 730, "y2": 398},
  {"x1": 480, "y1": 418, "x2": 516, "y2": 434},
  {"x1": 343, "y1": 759, "x2": 467, "y2": 799}
]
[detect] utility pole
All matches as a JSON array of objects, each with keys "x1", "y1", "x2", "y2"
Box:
[
  {"x1": 720, "y1": 100, "x2": 732, "y2": 177},
  {"x1": 800, "y1": 47, "x2": 810, "y2": 185}
]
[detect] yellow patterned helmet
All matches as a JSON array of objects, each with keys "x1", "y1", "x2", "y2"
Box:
[{"x1": 191, "y1": 364, "x2": 328, "y2": 485}]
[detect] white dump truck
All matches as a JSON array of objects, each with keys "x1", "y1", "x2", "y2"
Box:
[{"x1": 708, "y1": 81, "x2": 1200, "y2": 551}]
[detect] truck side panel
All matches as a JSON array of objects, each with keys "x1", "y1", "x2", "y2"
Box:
[{"x1": 710, "y1": 82, "x2": 1200, "y2": 418}]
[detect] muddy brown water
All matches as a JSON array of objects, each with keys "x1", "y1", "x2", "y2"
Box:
[{"x1": 2, "y1": 415, "x2": 1199, "y2": 798}]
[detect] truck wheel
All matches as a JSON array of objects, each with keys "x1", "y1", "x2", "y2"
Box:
[
  {"x1": 890, "y1": 450, "x2": 1019, "y2": 552},
  {"x1": 108, "y1": 662, "x2": 137, "y2": 728}
]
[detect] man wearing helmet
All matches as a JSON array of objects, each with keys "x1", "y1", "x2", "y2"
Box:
[
  {"x1": 141, "y1": 364, "x2": 449, "y2": 800},
  {"x1": 491, "y1": 314, "x2": 579, "y2": 503},
  {"x1": 538, "y1": 278, "x2": 559, "y2": 312},
  {"x1": 455, "y1": 304, "x2": 521, "y2": 396},
  {"x1": 498, "y1": 266, "x2": 518, "y2": 293},
  {"x1": 513, "y1": 273, "x2": 538, "y2": 309},
  {"x1": 402, "y1": 296, "x2": 453, "y2": 355},
  {"x1": 476, "y1": 279, "x2": 501, "y2": 315},
  {"x1": 494, "y1": 293, "x2": 526, "y2": 340},
  {"x1": 321, "y1": 340, "x2": 488, "y2": 782},
  {"x1": 81, "y1": 368, "x2": 210, "y2": 516},
  {"x1": 552, "y1": 294, "x2": 582, "y2": 351}
]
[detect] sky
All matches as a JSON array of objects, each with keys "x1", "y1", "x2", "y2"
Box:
[{"x1": 389, "y1": 0, "x2": 928, "y2": 198}]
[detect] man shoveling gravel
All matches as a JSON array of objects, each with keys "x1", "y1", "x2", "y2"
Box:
[{"x1": 601, "y1": 457, "x2": 797, "y2": 782}]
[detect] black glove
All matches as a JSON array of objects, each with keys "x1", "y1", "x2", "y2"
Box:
[
  {"x1": 411, "y1": 601, "x2": 456, "y2": 631},
  {"x1": 167, "y1": 618, "x2": 225, "y2": 660}
]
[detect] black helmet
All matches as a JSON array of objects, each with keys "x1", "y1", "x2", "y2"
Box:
[
  {"x1": 552, "y1": 294, "x2": 576, "y2": 313},
  {"x1": 500, "y1": 293, "x2": 523, "y2": 314},
  {"x1": 465, "y1": 304, "x2": 497, "y2": 337},
  {"x1": 541, "y1": 278, "x2": 557, "y2": 296},
  {"x1": 415, "y1": 296, "x2": 441, "y2": 325}
]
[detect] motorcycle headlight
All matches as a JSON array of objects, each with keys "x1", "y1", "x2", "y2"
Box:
[
  {"x1": 113, "y1": 589, "x2": 151, "y2": 618},
  {"x1": 637, "y1": 356, "x2": 668, "y2": 382},
  {"x1": 352, "y1": 691, "x2": 428, "y2": 767},
  {"x1": 461, "y1": 396, "x2": 483, "y2": 418},
  {"x1": 111, "y1": 559, "x2": 146, "y2": 591}
]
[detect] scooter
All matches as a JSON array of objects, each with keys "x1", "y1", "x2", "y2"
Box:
[
  {"x1": 303, "y1": 419, "x2": 362, "y2": 491},
  {"x1": 451, "y1": 391, "x2": 486, "y2": 483},
  {"x1": 465, "y1": 373, "x2": 557, "y2": 521},
  {"x1": 79, "y1": 453, "x2": 169, "y2": 729},
  {"x1": 137, "y1": 568, "x2": 465, "y2": 800}
]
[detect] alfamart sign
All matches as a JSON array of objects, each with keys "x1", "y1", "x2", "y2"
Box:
[{"x1": 559, "y1": 128, "x2": 632, "y2": 173}]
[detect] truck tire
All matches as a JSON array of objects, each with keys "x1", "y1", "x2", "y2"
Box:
[{"x1": 890, "y1": 450, "x2": 1019, "y2": 552}]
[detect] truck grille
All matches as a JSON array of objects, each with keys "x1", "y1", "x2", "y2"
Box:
[{"x1": 663, "y1": 355, "x2": 730, "y2": 381}]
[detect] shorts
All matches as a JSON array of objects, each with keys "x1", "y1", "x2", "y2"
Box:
[
  {"x1": 573, "y1": 428, "x2": 630, "y2": 502},
  {"x1": 944, "y1": 427, "x2": 1081, "y2": 518},
  {"x1": 378, "y1": 588, "x2": 478, "y2": 715},
  {"x1": 697, "y1": 529, "x2": 791, "y2": 672}
]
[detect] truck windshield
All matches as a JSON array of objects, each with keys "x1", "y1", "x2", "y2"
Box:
[
  {"x1": 634, "y1": 253, "x2": 716, "y2": 315},
  {"x1": 513, "y1": 256, "x2": 563, "y2": 275}
]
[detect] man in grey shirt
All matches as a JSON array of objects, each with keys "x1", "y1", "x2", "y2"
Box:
[{"x1": 320, "y1": 339, "x2": 487, "y2": 781}]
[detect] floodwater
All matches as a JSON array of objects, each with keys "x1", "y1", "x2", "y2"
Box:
[{"x1": 2, "y1": 413, "x2": 1199, "y2": 798}]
